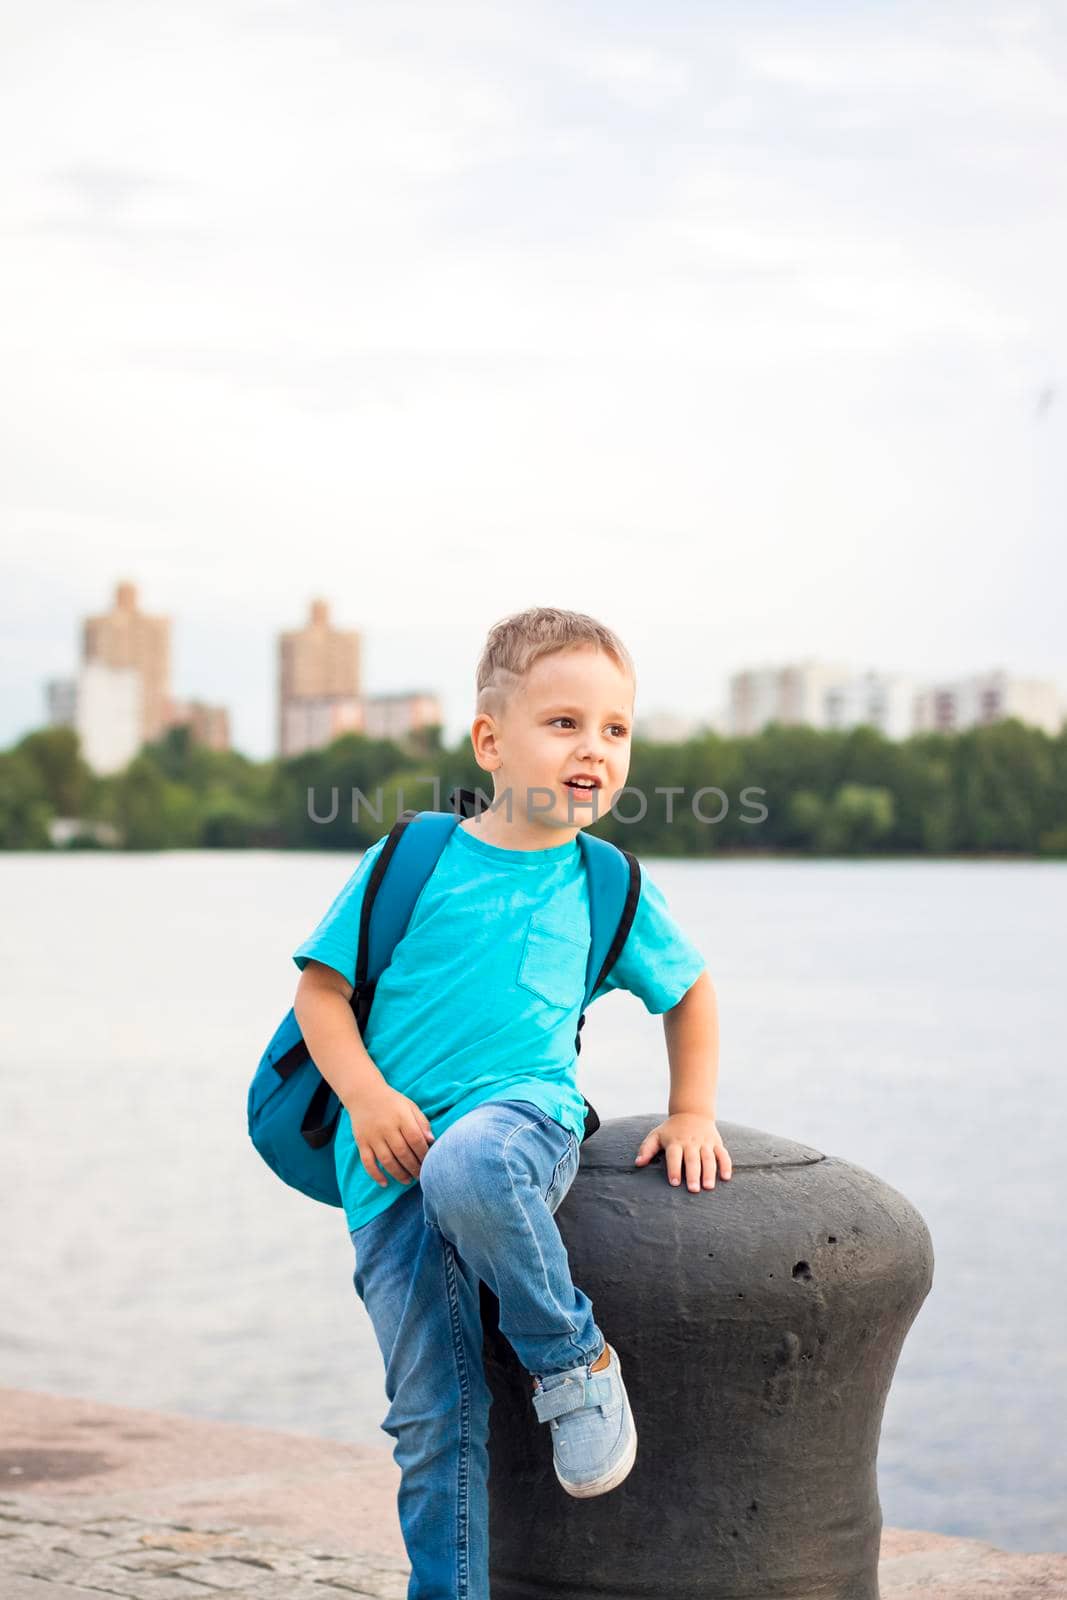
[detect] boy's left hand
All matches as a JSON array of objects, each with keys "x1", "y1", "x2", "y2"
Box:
[{"x1": 634, "y1": 1114, "x2": 733, "y2": 1192}]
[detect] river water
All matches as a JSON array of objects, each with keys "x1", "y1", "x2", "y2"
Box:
[{"x1": 1, "y1": 851, "x2": 1063, "y2": 1551}]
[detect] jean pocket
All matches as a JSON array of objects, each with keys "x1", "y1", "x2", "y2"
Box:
[
  {"x1": 517, "y1": 912, "x2": 588, "y2": 1010},
  {"x1": 545, "y1": 1132, "x2": 581, "y2": 1215}
]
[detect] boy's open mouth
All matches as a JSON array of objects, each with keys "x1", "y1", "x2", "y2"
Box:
[{"x1": 563, "y1": 777, "x2": 602, "y2": 793}]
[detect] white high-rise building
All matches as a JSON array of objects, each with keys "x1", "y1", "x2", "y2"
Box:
[
  {"x1": 75, "y1": 661, "x2": 142, "y2": 774},
  {"x1": 729, "y1": 666, "x2": 784, "y2": 737},
  {"x1": 730, "y1": 661, "x2": 917, "y2": 740},
  {"x1": 823, "y1": 672, "x2": 916, "y2": 741},
  {"x1": 730, "y1": 661, "x2": 853, "y2": 736},
  {"x1": 777, "y1": 661, "x2": 854, "y2": 728},
  {"x1": 914, "y1": 671, "x2": 1063, "y2": 736}
]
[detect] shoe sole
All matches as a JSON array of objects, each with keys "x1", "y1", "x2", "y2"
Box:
[{"x1": 555, "y1": 1348, "x2": 638, "y2": 1499}]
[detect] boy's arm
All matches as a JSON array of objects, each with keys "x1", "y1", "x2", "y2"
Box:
[
  {"x1": 664, "y1": 968, "x2": 719, "y2": 1119},
  {"x1": 293, "y1": 961, "x2": 388, "y2": 1111},
  {"x1": 294, "y1": 960, "x2": 437, "y2": 1188},
  {"x1": 597, "y1": 867, "x2": 730, "y2": 1193},
  {"x1": 634, "y1": 969, "x2": 732, "y2": 1193}
]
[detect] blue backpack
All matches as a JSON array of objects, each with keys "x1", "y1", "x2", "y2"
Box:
[{"x1": 247, "y1": 792, "x2": 642, "y2": 1207}]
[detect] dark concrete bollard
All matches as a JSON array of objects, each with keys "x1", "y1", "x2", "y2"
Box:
[{"x1": 480, "y1": 1115, "x2": 934, "y2": 1600}]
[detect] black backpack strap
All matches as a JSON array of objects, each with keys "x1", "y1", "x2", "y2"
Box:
[
  {"x1": 351, "y1": 811, "x2": 416, "y2": 1031},
  {"x1": 575, "y1": 847, "x2": 641, "y2": 1061},
  {"x1": 575, "y1": 847, "x2": 641, "y2": 1144},
  {"x1": 448, "y1": 786, "x2": 490, "y2": 818},
  {"x1": 301, "y1": 811, "x2": 443, "y2": 1151},
  {"x1": 590, "y1": 848, "x2": 641, "y2": 1001}
]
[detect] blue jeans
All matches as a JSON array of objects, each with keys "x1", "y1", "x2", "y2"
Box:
[{"x1": 349, "y1": 1098, "x2": 604, "y2": 1600}]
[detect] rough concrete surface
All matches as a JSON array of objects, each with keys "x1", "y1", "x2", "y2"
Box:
[{"x1": 1, "y1": 1387, "x2": 1063, "y2": 1598}]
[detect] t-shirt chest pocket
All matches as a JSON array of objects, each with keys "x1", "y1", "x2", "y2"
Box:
[{"x1": 516, "y1": 910, "x2": 589, "y2": 1011}]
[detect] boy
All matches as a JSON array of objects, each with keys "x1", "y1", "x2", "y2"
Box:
[{"x1": 292, "y1": 607, "x2": 730, "y2": 1600}]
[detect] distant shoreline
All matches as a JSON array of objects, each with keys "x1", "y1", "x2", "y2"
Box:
[
  {"x1": 6, "y1": 844, "x2": 1064, "y2": 862},
  {"x1": 7, "y1": 720, "x2": 1066, "y2": 855}
]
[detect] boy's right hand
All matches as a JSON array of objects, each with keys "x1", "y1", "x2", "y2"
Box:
[{"x1": 347, "y1": 1082, "x2": 436, "y2": 1188}]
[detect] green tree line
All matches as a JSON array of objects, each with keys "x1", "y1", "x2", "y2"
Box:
[{"x1": 1, "y1": 718, "x2": 1065, "y2": 856}]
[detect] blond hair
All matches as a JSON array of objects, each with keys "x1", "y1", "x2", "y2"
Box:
[{"x1": 475, "y1": 607, "x2": 636, "y2": 721}]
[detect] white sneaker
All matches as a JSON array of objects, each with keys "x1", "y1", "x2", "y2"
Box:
[{"x1": 531, "y1": 1343, "x2": 637, "y2": 1498}]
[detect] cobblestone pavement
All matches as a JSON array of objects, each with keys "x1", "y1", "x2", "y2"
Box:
[
  {"x1": 5, "y1": 1386, "x2": 1066, "y2": 1600},
  {"x1": 0, "y1": 1494, "x2": 410, "y2": 1600},
  {"x1": 6, "y1": 1492, "x2": 1067, "y2": 1600}
]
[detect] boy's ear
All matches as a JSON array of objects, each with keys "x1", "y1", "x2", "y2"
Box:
[{"x1": 469, "y1": 711, "x2": 502, "y2": 770}]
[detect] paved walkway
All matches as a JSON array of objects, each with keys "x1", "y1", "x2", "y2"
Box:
[{"x1": 2, "y1": 1386, "x2": 1064, "y2": 1598}]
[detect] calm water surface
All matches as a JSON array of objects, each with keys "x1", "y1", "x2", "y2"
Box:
[{"x1": 1, "y1": 851, "x2": 1064, "y2": 1551}]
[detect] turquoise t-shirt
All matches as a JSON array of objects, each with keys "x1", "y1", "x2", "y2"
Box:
[{"x1": 292, "y1": 821, "x2": 706, "y2": 1231}]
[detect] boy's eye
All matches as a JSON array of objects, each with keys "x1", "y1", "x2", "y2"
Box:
[{"x1": 549, "y1": 717, "x2": 629, "y2": 737}]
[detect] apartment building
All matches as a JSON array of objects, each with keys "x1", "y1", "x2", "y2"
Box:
[
  {"x1": 913, "y1": 671, "x2": 1063, "y2": 736},
  {"x1": 83, "y1": 580, "x2": 171, "y2": 745},
  {"x1": 277, "y1": 599, "x2": 362, "y2": 758}
]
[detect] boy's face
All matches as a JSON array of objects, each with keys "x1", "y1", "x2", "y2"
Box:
[{"x1": 475, "y1": 645, "x2": 634, "y2": 832}]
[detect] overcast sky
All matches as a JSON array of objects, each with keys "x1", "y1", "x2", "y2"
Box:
[{"x1": 1, "y1": 0, "x2": 1064, "y2": 756}]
